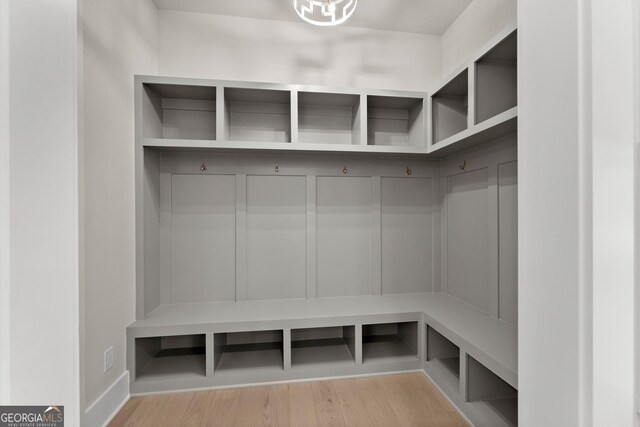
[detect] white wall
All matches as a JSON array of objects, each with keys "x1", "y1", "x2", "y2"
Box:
[
  {"x1": 590, "y1": 0, "x2": 637, "y2": 424},
  {"x1": 81, "y1": 0, "x2": 158, "y2": 413},
  {"x1": 157, "y1": 10, "x2": 441, "y2": 91},
  {"x1": 519, "y1": 0, "x2": 638, "y2": 425},
  {"x1": 0, "y1": 0, "x2": 10, "y2": 405},
  {"x1": 7, "y1": 0, "x2": 81, "y2": 424},
  {"x1": 440, "y1": 0, "x2": 516, "y2": 79}
]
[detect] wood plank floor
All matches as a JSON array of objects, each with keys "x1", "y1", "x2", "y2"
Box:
[{"x1": 109, "y1": 373, "x2": 468, "y2": 427}]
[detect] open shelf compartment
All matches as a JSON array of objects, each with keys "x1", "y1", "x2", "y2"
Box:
[
  {"x1": 224, "y1": 87, "x2": 291, "y2": 142},
  {"x1": 135, "y1": 334, "x2": 206, "y2": 381},
  {"x1": 467, "y1": 355, "x2": 518, "y2": 427},
  {"x1": 291, "y1": 325, "x2": 356, "y2": 368},
  {"x1": 214, "y1": 330, "x2": 284, "y2": 373},
  {"x1": 431, "y1": 69, "x2": 469, "y2": 144},
  {"x1": 367, "y1": 95, "x2": 424, "y2": 147},
  {"x1": 142, "y1": 83, "x2": 216, "y2": 141},
  {"x1": 362, "y1": 321, "x2": 418, "y2": 364},
  {"x1": 475, "y1": 30, "x2": 517, "y2": 125},
  {"x1": 298, "y1": 92, "x2": 361, "y2": 145},
  {"x1": 425, "y1": 325, "x2": 460, "y2": 393}
]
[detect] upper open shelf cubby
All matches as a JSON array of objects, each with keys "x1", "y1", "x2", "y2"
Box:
[
  {"x1": 224, "y1": 87, "x2": 291, "y2": 143},
  {"x1": 368, "y1": 95, "x2": 424, "y2": 148},
  {"x1": 431, "y1": 69, "x2": 469, "y2": 144},
  {"x1": 475, "y1": 30, "x2": 517, "y2": 125},
  {"x1": 142, "y1": 83, "x2": 217, "y2": 141},
  {"x1": 298, "y1": 92, "x2": 361, "y2": 145}
]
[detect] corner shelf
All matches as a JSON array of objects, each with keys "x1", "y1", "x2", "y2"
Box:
[
  {"x1": 431, "y1": 69, "x2": 469, "y2": 144},
  {"x1": 214, "y1": 330, "x2": 284, "y2": 374},
  {"x1": 367, "y1": 95, "x2": 425, "y2": 148},
  {"x1": 291, "y1": 326, "x2": 356, "y2": 369},
  {"x1": 135, "y1": 334, "x2": 206, "y2": 382},
  {"x1": 428, "y1": 106, "x2": 517, "y2": 157},
  {"x1": 362, "y1": 321, "x2": 419, "y2": 364}
]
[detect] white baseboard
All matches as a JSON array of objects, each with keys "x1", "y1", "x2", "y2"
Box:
[{"x1": 85, "y1": 371, "x2": 130, "y2": 427}]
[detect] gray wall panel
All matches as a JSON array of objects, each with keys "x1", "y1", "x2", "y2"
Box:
[
  {"x1": 317, "y1": 176, "x2": 372, "y2": 297},
  {"x1": 381, "y1": 177, "x2": 433, "y2": 294},
  {"x1": 171, "y1": 174, "x2": 236, "y2": 303},
  {"x1": 246, "y1": 175, "x2": 307, "y2": 300},
  {"x1": 498, "y1": 161, "x2": 518, "y2": 326},
  {"x1": 447, "y1": 168, "x2": 489, "y2": 312}
]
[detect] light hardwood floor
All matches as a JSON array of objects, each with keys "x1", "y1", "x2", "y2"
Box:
[{"x1": 109, "y1": 373, "x2": 468, "y2": 427}]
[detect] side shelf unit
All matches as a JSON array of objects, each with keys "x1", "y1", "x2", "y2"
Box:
[
  {"x1": 423, "y1": 320, "x2": 518, "y2": 427},
  {"x1": 429, "y1": 26, "x2": 518, "y2": 157}
]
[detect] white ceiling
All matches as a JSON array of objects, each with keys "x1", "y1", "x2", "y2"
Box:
[{"x1": 152, "y1": 0, "x2": 473, "y2": 35}]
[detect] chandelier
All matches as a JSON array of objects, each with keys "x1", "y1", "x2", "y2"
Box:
[{"x1": 293, "y1": 0, "x2": 358, "y2": 27}]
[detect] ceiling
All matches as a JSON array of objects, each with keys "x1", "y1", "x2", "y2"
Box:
[{"x1": 152, "y1": 0, "x2": 473, "y2": 35}]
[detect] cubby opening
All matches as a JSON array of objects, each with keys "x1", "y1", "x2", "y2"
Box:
[
  {"x1": 362, "y1": 321, "x2": 418, "y2": 363},
  {"x1": 214, "y1": 330, "x2": 284, "y2": 373},
  {"x1": 291, "y1": 326, "x2": 356, "y2": 368},
  {"x1": 425, "y1": 325, "x2": 460, "y2": 392},
  {"x1": 431, "y1": 69, "x2": 468, "y2": 144},
  {"x1": 298, "y1": 92, "x2": 361, "y2": 145},
  {"x1": 135, "y1": 334, "x2": 206, "y2": 381},
  {"x1": 142, "y1": 83, "x2": 216, "y2": 140},
  {"x1": 475, "y1": 30, "x2": 517, "y2": 124},
  {"x1": 224, "y1": 87, "x2": 291, "y2": 142},
  {"x1": 467, "y1": 355, "x2": 518, "y2": 426},
  {"x1": 367, "y1": 95, "x2": 424, "y2": 147}
]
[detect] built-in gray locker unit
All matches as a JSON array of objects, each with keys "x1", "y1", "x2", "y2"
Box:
[{"x1": 129, "y1": 26, "x2": 519, "y2": 427}]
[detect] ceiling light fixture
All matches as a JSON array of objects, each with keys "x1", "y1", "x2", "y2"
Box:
[{"x1": 293, "y1": 0, "x2": 358, "y2": 27}]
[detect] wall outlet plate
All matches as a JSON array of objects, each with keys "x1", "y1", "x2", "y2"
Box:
[{"x1": 104, "y1": 346, "x2": 114, "y2": 372}]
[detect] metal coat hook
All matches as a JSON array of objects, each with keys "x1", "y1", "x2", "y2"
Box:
[
  {"x1": 342, "y1": 166, "x2": 348, "y2": 175},
  {"x1": 459, "y1": 160, "x2": 467, "y2": 171},
  {"x1": 275, "y1": 163, "x2": 279, "y2": 174},
  {"x1": 406, "y1": 166, "x2": 412, "y2": 176},
  {"x1": 200, "y1": 162, "x2": 207, "y2": 172}
]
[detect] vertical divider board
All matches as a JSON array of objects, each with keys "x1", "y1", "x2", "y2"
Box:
[
  {"x1": 358, "y1": 94, "x2": 368, "y2": 146},
  {"x1": 290, "y1": 90, "x2": 299, "y2": 144},
  {"x1": 431, "y1": 69, "x2": 469, "y2": 145},
  {"x1": 306, "y1": 175, "x2": 317, "y2": 299},
  {"x1": 216, "y1": 86, "x2": 225, "y2": 141},
  {"x1": 235, "y1": 174, "x2": 247, "y2": 302},
  {"x1": 283, "y1": 329, "x2": 292, "y2": 370},
  {"x1": 371, "y1": 176, "x2": 382, "y2": 295}
]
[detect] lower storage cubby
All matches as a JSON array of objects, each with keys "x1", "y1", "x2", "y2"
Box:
[
  {"x1": 362, "y1": 321, "x2": 418, "y2": 363},
  {"x1": 291, "y1": 326, "x2": 356, "y2": 368},
  {"x1": 135, "y1": 334, "x2": 206, "y2": 381},
  {"x1": 467, "y1": 355, "x2": 518, "y2": 427},
  {"x1": 214, "y1": 330, "x2": 284, "y2": 373},
  {"x1": 425, "y1": 325, "x2": 460, "y2": 393}
]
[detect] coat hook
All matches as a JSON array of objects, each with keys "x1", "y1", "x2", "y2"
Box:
[
  {"x1": 406, "y1": 166, "x2": 412, "y2": 176},
  {"x1": 275, "y1": 163, "x2": 279, "y2": 174},
  {"x1": 200, "y1": 162, "x2": 207, "y2": 172},
  {"x1": 459, "y1": 160, "x2": 467, "y2": 171},
  {"x1": 342, "y1": 166, "x2": 348, "y2": 175}
]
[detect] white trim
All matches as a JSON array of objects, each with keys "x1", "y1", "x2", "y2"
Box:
[
  {"x1": 0, "y1": 0, "x2": 10, "y2": 404},
  {"x1": 84, "y1": 371, "x2": 130, "y2": 427}
]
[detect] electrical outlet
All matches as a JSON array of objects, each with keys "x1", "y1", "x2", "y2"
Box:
[{"x1": 104, "y1": 347, "x2": 114, "y2": 372}]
